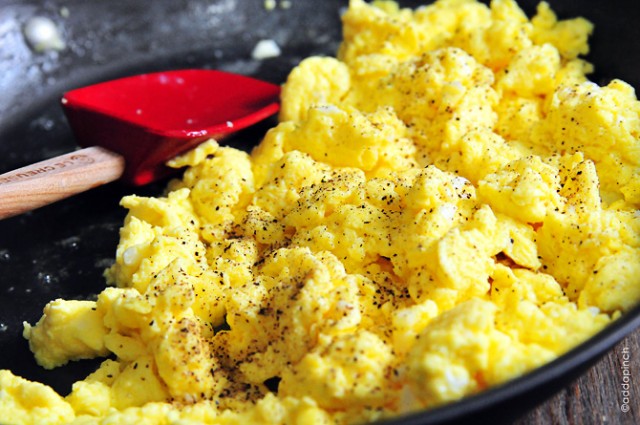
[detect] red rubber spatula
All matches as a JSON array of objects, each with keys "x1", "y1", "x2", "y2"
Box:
[{"x1": 0, "y1": 69, "x2": 280, "y2": 220}]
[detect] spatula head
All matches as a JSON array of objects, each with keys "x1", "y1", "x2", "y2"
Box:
[{"x1": 61, "y1": 70, "x2": 281, "y2": 185}]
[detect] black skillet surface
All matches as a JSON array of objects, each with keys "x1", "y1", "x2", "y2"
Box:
[{"x1": 0, "y1": 1, "x2": 639, "y2": 424}]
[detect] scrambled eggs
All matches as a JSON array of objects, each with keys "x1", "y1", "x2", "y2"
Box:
[{"x1": 3, "y1": 0, "x2": 640, "y2": 424}]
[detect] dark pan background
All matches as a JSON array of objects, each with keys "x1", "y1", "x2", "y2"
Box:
[{"x1": 0, "y1": 1, "x2": 639, "y2": 424}]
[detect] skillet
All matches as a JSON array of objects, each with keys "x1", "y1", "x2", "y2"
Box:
[{"x1": 0, "y1": 0, "x2": 639, "y2": 424}]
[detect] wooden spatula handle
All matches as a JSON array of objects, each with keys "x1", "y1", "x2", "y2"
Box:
[{"x1": 0, "y1": 146, "x2": 125, "y2": 220}]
